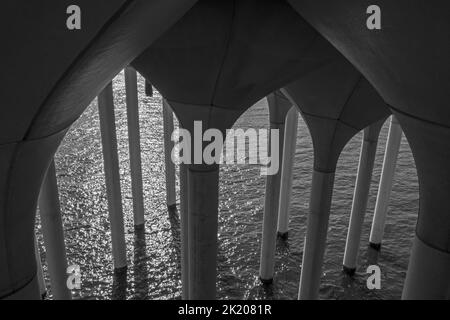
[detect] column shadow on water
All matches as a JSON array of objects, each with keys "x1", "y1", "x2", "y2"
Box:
[
  {"x1": 111, "y1": 266, "x2": 128, "y2": 300},
  {"x1": 131, "y1": 224, "x2": 150, "y2": 299},
  {"x1": 167, "y1": 205, "x2": 182, "y2": 273}
]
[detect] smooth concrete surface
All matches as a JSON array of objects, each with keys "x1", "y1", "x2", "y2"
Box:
[
  {"x1": 98, "y1": 82, "x2": 127, "y2": 270},
  {"x1": 162, "y1": 99, "x2": 177, "y2": 208},
  {"x1": 277, "y1": 106, "x2": 299, "y2": 238},
  {"x1": 0, "y1": 129, "x2": 68, "y2": 299},
  {"x1": 125, "y1": 67, "x2": 146, "y2": 226},
  {"x1": 369, "y1": 116, "x2": 402, "y2": 248},
  {"x1": 38, "y1": 160, "x2": 72, "y2": 300},
  {"x1": 187, "y1": 164, "x2": 220, "y2": 299},
  {"x1": 259, "y1": 92, "x2": 291, "y2": 283},
  {"x1": 402, "y1": 236, "x2": 450, "y2": 300},
  {"x1": 343, "y1": 119, "x2": 385, "y2": 273},
  {"x1": 298, "y1": 170, "x2": 335, "y2": 299}
]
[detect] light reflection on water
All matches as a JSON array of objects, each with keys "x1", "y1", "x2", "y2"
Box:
[{"x1": 35, "y1": 71, "x2": 418, "y2": 300}]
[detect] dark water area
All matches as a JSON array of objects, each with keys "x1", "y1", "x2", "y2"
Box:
[{"x1": 35, "y1": 71, "x2": 419, "y2": 300}]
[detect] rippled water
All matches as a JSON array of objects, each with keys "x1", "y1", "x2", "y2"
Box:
[{"x1": 35, "y1": 71, "x2": 419, "y2": 300}]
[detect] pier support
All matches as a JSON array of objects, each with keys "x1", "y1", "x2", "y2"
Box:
[
  {"x1": 395, "y1": 112, "x2": 450, "y2": 299},
  {"x1": 343, "y1": 119, "x2": 385, "y2": 275},
  {"x1": 38, "y1": 160, "x2": 72, "y2": 299},
  {"x1": 125, "y1": 67, "x2": 145, "y2": 227},
  {"x1": 282, "y1": 67, "x2": 389, "y2": 299},
  {"x1": 0, "y1": 128, "x2": 67, "y2": 300},
  {"x1": 369, "y1": 116, "x2": 402, "y2": 250},
  {"x1": 298, "y1": 169, "x2": 335, "y2": 299},
  {"x1": 166, "y1": 100, "x2": 240, "y2": 300},
  {"x1": 187, "y1": 164, "x2": 220, "y2": 299},
  {"x1": 259, "y1": 92, "x2": 291, "y2": 283},
  {"x1": 163, "y1": 99, "x2": 177, "y2": 209},
  {"x1": 179, "y1": 163, "x2": 189, "y2": 299},
  {"x1": 34, "y1": 237, "x2": 46, "y2": 299},
  {"x1": 98, "y1": 82, "x2": 127, "y2": 270},
  {"x1": 277, "y1": 106, "x2": 299, "y2": 239}
]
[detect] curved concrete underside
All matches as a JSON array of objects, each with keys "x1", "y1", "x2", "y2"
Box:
[{"x1": 1, "y1": 0, "x2": 449, "y2": 299}]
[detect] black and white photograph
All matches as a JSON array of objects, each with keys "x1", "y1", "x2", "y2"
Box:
[{"x1": 0, "y1": 0, "x2": 449, "y2": 304}]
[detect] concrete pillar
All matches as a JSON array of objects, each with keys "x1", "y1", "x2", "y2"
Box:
[
  {"x1": 402, "y1": 236, "x2": 450, "y2": 299},
  {"x1": 124, "y1": 67, "x2": 145, "y2": 227},
  {"x1": 343, "y1": 119, "x2": 385, "y2": 274},
  {"x1": 98, "y1": 82, "x2": 127, "y2": 270},
  {"x1": 165, "y1": 100, "x2": 241, "y2": 300},
  {"x1": 369, "y1": 116, "x2": 402, "y2": 250},
  {"x1": 298, "y1": 170, "x2": 335, "y2": 299},
  {"x1": 187, "y1": 164, "x2": 219, "y2": 299},
  {"x1": 38, "y1": 160, "x2": 72, "y2": 299},
  {"x1": 0, "y1": 128, "x2": 67, "y2": 300},
  {"x1": 277, "y1": 106, "x2": 298, "y2": 239},
  {"x1": 394, "y1": 112, "x2": 450, "y2": 299},
  {"x1": 34, "y1": 237, "x2": 46, "y2": 299},
  {"x1": 259, "y1": 92, "x2": 291, "y2": 283},
  {"x1": 179, "y1": 163, "x2": 189, "y2": 299},
  {"x1": 163, "y1": 99, "x2": 177, "y2": 209}
]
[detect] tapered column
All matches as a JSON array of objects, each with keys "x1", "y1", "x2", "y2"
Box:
[
  {"x1": 369, "y1": 116, "x2": 402, "y2": 250},
  {"x1": 343, "y1": 119, "x2": 384, "y2": 274},
  {"x1": 277, "y1": 106, "x2": 298, "y2": 239},
  {"x1": 163, "y1": 99, "x2": 176, "y2": 209},
  {"x1": 125, "y1": 67, "x2": 145, "y2": 227},
  {"x1": 98, "y1": 82, "x2": 127, "y2": 270},
  {"x1": 166, "y1": 100, "x2": 240, "y2": 300},
  {"x1": 259, "y1": 92, "x2": 291, "y2": 283},
  {"x1": 298, "y1": 170, "x2": 335, "y2": 299},
  {"x1": 34, "y1": 237, "x2": 46, "y2": 299},
  {"x1": 179, "y1": 163, "x2": 189, "y2": 299},
  {"x1": 0, "y1": 128, "x2": 67, "y2": 300},
  {"x1": 396, "y1": 113, "x2": 450, "y2": 300},
  {"x1": 38, "y1": 160, "x2": 72, "y2": 299}
]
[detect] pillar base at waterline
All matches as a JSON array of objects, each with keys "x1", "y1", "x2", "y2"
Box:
[
  {"x1": 277, "y1": 231, "x2": 289, "y2": 241},
  {"x1": 369, "y1": 242, "x2": 381, "y2": 251},
  {"x1": 342, "y1": 265, "x2": 356, "y2": 276}
]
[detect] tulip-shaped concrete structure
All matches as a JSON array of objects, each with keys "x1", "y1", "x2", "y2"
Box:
[
  {"x1": 287, "y1": 0, "x2": 450, "y2": 299},
  {"x1": 1, "y1": 0, "x2": 449, "y2": 300},
  {"x1": 282, "y1": 43, "x2": 389, "y2": 298},
  {"x1": 133, "y1": 0, "x2": 389, "y2": 298},
  {"x1": 0, "y1": 0, "x2": 200, "y2": 299}
]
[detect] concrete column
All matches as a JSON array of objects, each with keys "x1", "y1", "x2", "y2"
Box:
[
  {"x1": 343, "y1": 119, "x2": 384, "y2": 274},
  {"x1": 98, "y1": 82, "x2": 127, "y2": 270},
  {"x1": 38, "y1": 160, "x2": 72, "y2": 299},
  {"x1": 124, "y1": 67, "x2": 145, "y2": 227},
  {"x1": 402, "y1": 236, "x2": 450, "y2": 299},
  {"x1": 179, "y1": 163, "x2": 189, "y2": 299},
  {"x1": 298, "y1": 170, "x2": 335, "y2": 299},
  {"x1": 34, "y1": 237, "x2": 46, "y2": 299},
  {"x1": 0, "y1": 129, "x2": 67, "y2": 300},
  {"x1": 369, "y1": 116, "x2": 402, "y2": 250},
  {"x1": 165, "y1": 100, "x2": 241, "y2": 300},
  {"x1": 394, "y1": 112, "x2": 450, "y2": 299},
  {"x1": 163, "y1": 99, "x2": 177, "y2": 209},
  {"x1": 259, "y1": 92, "x2": 291, "y2": 283},
  {"x1": 277, "y1": 106, "x2": 298, "y2": 239},
  {"x1": 187, "y1": 164, "x2": 219, "y2": 299}
]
